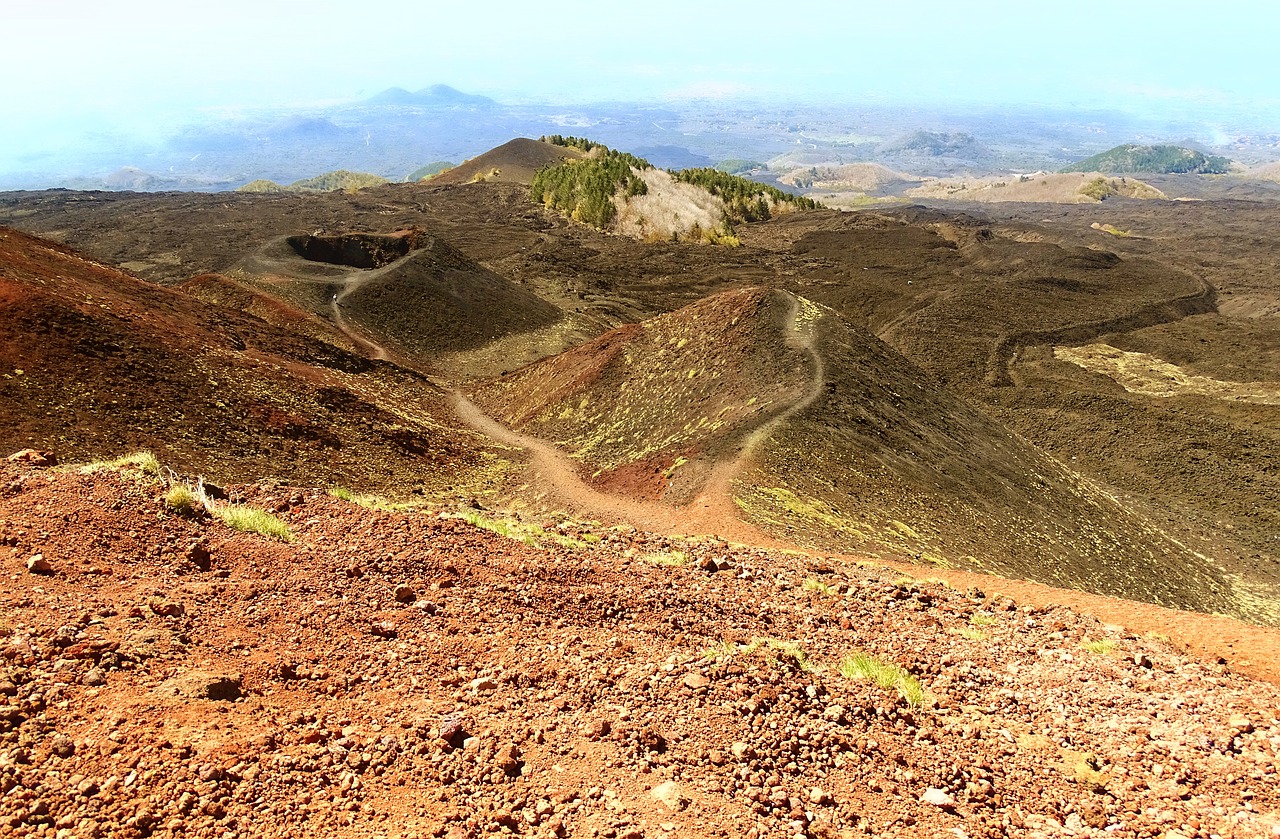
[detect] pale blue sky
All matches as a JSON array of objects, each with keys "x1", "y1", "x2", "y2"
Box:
[
  {"x1": 6, "y1": 0, "x2": 1278, "y2": 154},
  {"x1": 10, "y1": 1, "x2": 1277, "y2": 108}
]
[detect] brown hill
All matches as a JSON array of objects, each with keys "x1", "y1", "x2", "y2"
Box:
[
  {"x1": 0, "y1": 226, "x2": 494, "y2": 494},
  {"x1": 429, "y1": 137, "x2": 587, "y2": 186},
  {"x1": 237, "y1": 228, "x2": 563, "y2": 363},
  {"x1": 476, "y1": 288, "x2": 812, "y2": 501},
  {"x1": 475, "y1": 284, "x2": 1239, "y2": 617},
  {"x1": 1, "y1": 172, "x2": 1276, "y2": 625}
]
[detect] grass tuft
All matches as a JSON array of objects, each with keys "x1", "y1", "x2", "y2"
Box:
[
  {"x1": 839, "y1": 652, "x2": 925, "y2": 707},
  {"x1": 640, "y1": 550, "x2": 688, "y2": 567},
  {"x1": 802, "y1": 577, "x2": 839, "y2": 596},
  {"x1": 78, "y1": 450, "x2": 162, "y2": 478},
  {"x1": 164, "y1": 485, "x2": 203, "y2": 517},
  {"x1": 218, "y1": 506, "x2": 292, "y2": 542},
  {"x1": 329, "y1": 486, "x2": 423, "y2": 513},
  {"x1": 1081, "y1": 638, "x2": 1118, "y2": 655},
  {"x1": 970, "y1": 612, "x2": 997, "y2": 626}
]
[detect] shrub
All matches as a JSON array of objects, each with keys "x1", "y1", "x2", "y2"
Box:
[{"x1": 1081, "y1": 639, "x2": 1118, "y2": 655}]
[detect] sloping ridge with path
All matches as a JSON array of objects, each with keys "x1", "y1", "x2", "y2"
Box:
[{"x1": 456, "y1": 287, "x2": 823, "y2": 543}]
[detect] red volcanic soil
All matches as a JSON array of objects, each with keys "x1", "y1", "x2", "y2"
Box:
[
  {"x1": 0, "y1": 226, "x2": 485, "y2": 494},
  {"x1": 2, "y1": 458, "x2": 1280, "y2": 839}
]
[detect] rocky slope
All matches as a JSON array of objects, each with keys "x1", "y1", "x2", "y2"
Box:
[{"x1": 2, "y1": 456, "x2": 1278, "y2": 839}]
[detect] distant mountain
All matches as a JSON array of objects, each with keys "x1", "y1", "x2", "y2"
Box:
[
  {"x1": 1061, "y1": 144, "x2": 1232, "y2": 175},
  {"x1": 365, "y1": 84, "x2": 496, "y2": 108},
  {"x1": 880, "y1": 130, "x2": 992, "y2": 159},
  {"x1": 237, "y1": 170, "x2": 388, "y2": 193}
]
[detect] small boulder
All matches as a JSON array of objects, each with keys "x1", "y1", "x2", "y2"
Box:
[
  {"x1": 394, "y1": 583, "x2": 416, "y2": 603},
  {"x1": 495, "y1": 743, "x2": 522, "y2": 774},
  {"x1": 922, "y1": 787, "x2": 956, "y2": 809},
  {"x1": 682, "y1": 673, "x2": 710, "y2": 690},
  {"x1": 650, "y1": 780, "x2": 687, "y2": 811},
  {"x1": 7, "y1": 449, "x2": 56, "y2": 467},
  {"x1": 161, "y1": 671, "x2": 242, "y2": 701},
  {"x1": 148, "y1": 598, "x2": 185, "y2": 617},
  {"x1": 49, "y1": 733, "x2": 76, "y2": 758},
  {"x1": 26, "y1": 554, "x2": 52, "y2": 575},
  {"x1": 470, "y1": 676, "x2": 498, "y2": 693}
]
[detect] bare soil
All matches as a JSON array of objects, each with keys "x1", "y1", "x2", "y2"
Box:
[{"x1": 2, "y1": 458, "x2": 1279, "y2": 839}]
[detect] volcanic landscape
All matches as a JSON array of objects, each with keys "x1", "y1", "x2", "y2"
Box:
[{"x1": 0, "y1": 138, "x2": 1278, "y2": 839}]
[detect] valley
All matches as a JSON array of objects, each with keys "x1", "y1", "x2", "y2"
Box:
[{"x1": 1, "y1": 137, "x2": 1279, "y2": 839}]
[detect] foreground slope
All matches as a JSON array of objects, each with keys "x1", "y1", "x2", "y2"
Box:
[
  {"x1": 0, "y1": 227, "x2": 496, "y2": 495},
  {"x1": 2, "y1": 458, "x2": 1278, "y2": 839}
]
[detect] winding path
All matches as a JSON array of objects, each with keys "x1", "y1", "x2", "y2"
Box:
[{"x1": 450, "y1": 290, "x2": 824, "y2": 545}]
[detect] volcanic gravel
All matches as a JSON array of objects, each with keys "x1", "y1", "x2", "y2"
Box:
[{"x1": 1, "y1": 458, "x2": 1278, "y2": 839}]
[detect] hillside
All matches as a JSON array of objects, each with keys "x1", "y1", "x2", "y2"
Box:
[
  {"x1": 364, "y1": 83, "x2": 497, "y2": 108},
  {"x1": 776, "y1": 162, "x2": 916, "y2": 193},
  {"x1": 1, "y1": 148, "x2": 1277, "y2": 628},
  {"x1": 905, "y1": 172, "x2": 1165, "y2": 203},
  {"x1": 2, "y1": 457, "x2": 1279, "y2": 839},
  {"x1": 0, "y1": 226, "x2": 497, "y2": 496},
  {"x1": 237, "y1": 170, "x2": 389, "y2": 194},
  {"x1": 429, "y1": 138, "x2": 587, "y2": 187},
  {"x1": 475, "y1": 288, "x2": 813, "y2": 502},
  {"x1": 1061, "y1": 144, "x2": 1233, "y2": 174},
  {"x1": 530, "y1": 138, "x2": 818, "y2": 243},
  {"x1": 236, "y1": 228, "x2": 563, "y2": 363},
  {"x1": 475, "y1": 284, "x2": 1244, "y2": 618}
]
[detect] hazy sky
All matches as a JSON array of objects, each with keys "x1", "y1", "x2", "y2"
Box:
[{"x1": 6, "y1": 0, "x2": 1278, "y2": 161}]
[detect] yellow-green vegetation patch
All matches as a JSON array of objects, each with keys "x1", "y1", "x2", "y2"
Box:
[
  {"x1": 76, "y1": 450, "x2": 162, "y2": 478},
  {"x1": 949, "y1": 626, "x2": 988, "y2": 641},
  {"x1": 329, "y1": 486, "x2": 424, "y2": 513},
  {"x1": 218, "y1": 506, "x2": 292, "y2": 542},
  {"x1": 970, "y1": 612, "x2": 997, "y2": 626},
  {"x1": 705, "y1": 638, "x2": 814, "y2": 672},
  {"x1": 164, "y1": 485, "x2": 203, "y2": 517},
  {"x1": 449, "y1": 510, "x2": 596, "y2": 550},
  {"x1": 640, "y1": 550, "x2": 688, "y2": 567},
  {"x1": 801, "y1": 577, "x2": 839, "y2": 596},
  {"x1": 736, "y1": 486, "x2": 869, "y2": 541},
  {"x1": 1080, "y1": 638, "x2": 1118, "y2": 655},
  {"x1": 1060, "y1": 750, "x2": 1111, "y2": 792},
  {"x1": 740, "y1": 638, "x2": 814, "y2": 672},
  {"x1": 839, "y1": 652, "x2": 925, "y2": 707}
]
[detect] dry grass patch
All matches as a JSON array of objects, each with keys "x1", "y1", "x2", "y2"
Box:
[
  {"x1": 218, "y1": 506, "x2": 292, "y2": 542},
  {"x1": 840, "y1": 653, "x2": 925, "y2": 707}
]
